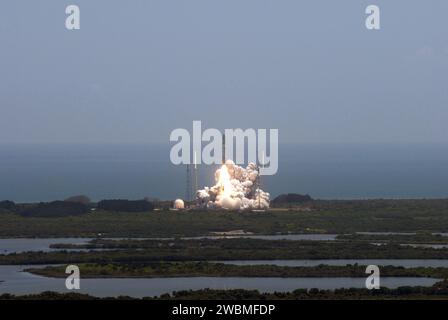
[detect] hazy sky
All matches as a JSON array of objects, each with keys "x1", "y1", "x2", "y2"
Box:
[{"x1": 1, "y1": 0, "x2": 447, "y2": 145}]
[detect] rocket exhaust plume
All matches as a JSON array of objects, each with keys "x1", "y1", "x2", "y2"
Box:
[{"x1": 196, "y1": 160, "x2": 270, "y2": 210}]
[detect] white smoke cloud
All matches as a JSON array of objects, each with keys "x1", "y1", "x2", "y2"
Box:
[{"x1": 196, "y1": 160, "x2": 270, "y2": 210}]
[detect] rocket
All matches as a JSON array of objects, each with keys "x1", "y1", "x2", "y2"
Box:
[{"x1": 222, "y1": 134, "x2": 225, "y2": 164}]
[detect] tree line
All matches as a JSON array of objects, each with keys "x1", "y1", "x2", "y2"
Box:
[{"x1": 0, "y1": 198, "x2": 154, "y2": 217}]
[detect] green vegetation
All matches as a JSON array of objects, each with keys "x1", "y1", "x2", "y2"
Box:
[
  {"x1": 64, "y1": 195, "x2": 91, "y2": 205},
  {"x1": 0, "y1": 200, "x2": 15, "y2": 211},
  {"x1": 18, "y1": 201, "x2": 89, "y2": 218},
  {"x1": 0, "y1": 200, "x2": 91, "y2": 218},
  {"x1": 152, "y1": 283, "x2": 448, "y2": 300},
  {"x1": 0, "y1": 198, "x2": 156, "y2": 219},
  {"x1": 0, "y1": 292, "x2": 99, "y2": 300},
  {"x1": 0, "y1": 199, "x2": 448, "y2": 237},
  {"x1": 150, "y1": 279, "x2": 448, "y2": 299},
  {"x1": 2, "y1": 199, "x2": 448, "y2": 300},
  {"x1": 2, "y1": 238, "x2": 448, "y2": 265},
  {"x1": 271, "y1": 193, "x2": 313, "y2": 205},
  {"x1": 3, "y1": 280, "x2": 448, "y2": 300},
  {"x1": 24, "y1": 262, "x2": 448, "y2": 279},
  {"x1": 97, "y1": 199, "x2": 154, "y2": 212}
]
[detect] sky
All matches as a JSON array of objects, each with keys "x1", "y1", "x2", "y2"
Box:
[{"x1": 1, "y1": 0, "x2": 447, "y2": 145}]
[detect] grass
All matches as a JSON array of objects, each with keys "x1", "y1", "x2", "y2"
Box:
[{"x1": 1, "y1": 199, "x2": 448, "y2": 238}]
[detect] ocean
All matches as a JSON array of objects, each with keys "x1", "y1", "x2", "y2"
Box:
[{"x1": 0, "y1": 144, "x2": 447, "y2": 202}]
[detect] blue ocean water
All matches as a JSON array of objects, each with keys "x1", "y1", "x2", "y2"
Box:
[{"x1": 0, "y1": 144, "x2": 447, "y2": 202}]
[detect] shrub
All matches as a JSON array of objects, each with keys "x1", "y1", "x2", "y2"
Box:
[
  {"x1": 18, "y1": 201, "x2": 89, "y2": 217},
  {"x1": 97, "y1": 199, "x2": 154, "y2": 212}
]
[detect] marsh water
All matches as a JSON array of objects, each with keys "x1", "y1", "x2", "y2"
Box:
[
  {"x1": 3, "y1": 233, "x2": 448, "y2": 254},
  {"x1": 0, "y1": 238, "x2": 92, "y2": 254},
  {"x1": 0, "y1": 265, "x2": 441, "y2": 298},
  {"x1": 0, "y1": 235, "x2": 337, "y2": 254},
  {"x1": 1, "y1": 237, "x2": 447, "y2": 297}
]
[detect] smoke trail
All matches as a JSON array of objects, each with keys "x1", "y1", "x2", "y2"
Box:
[{"x1": 196, "y1": 160, "x2": 270, "y2": 210}]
